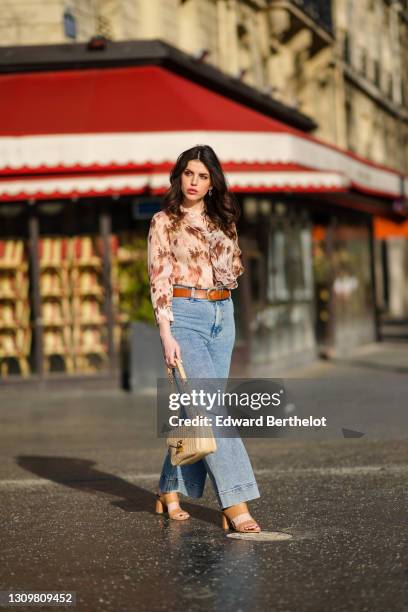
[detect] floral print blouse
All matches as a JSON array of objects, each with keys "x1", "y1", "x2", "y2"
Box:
[{"x1": 147, "y1": 204, "x2": 245, "y2": 325}]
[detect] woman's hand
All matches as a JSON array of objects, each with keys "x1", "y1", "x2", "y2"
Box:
[{"x1": 159, "y1": 328, "x2": 182, "y2": 368}]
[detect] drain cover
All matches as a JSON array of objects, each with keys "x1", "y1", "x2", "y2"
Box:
[{"x1": 226, "y1": 531, "x2": 293, "y2": 541}]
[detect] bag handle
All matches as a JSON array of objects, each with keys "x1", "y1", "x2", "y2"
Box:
[{"x1": 166, "y1": 357, "x2": 188, "y2": 386}]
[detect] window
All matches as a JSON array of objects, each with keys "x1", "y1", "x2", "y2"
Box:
[
  {"x1": 360, "y1": 48, "x2": 367, "y2": 77},
  {"x1": 373, "y1": 59, "x2": 381, "y2": 88},
  {"x1": 63, "y1": 8, "x2": 77, "y2": 40},
  {"x1": 387, "y1": 73, "x2": 393, "y2": 100},
  {"x1": 343, "y1": 32, "x2": 351, "y2": 64},
  {"x1": 345, "y1": 99, "x2": 354, "y2": 152}
]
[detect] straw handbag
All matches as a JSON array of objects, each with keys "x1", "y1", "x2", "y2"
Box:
[{"x1": 166, "y1": 357, "x2": 217, "y2": 466}]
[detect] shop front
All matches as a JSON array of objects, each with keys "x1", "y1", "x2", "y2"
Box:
[{"x1": 0, "y1": 192, "x2": 392, "y2": 383}]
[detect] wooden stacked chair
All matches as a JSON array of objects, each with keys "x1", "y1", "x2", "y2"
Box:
[{"x1": 0, "y1": 239, "x2": 31, "y2": 376}]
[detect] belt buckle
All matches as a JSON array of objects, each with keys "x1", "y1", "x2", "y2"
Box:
[{"x1": 207, "y1": 287, "x2": 218, "y2": 300}]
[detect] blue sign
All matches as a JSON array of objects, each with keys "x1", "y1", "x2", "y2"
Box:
[{"x1": 132, "y1": 198, "x2": 162, "y2": 219}]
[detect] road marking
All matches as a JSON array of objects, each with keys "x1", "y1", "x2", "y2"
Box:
[
  {"x1": 226, "y1": 531, "x2": 293, "y2": 541},
  {"x1": 0, "y1": 464, "x2": 407, "y2": 489}
]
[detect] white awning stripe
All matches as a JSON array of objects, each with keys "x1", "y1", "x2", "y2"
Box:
[
  {"x1": 0, "y1": 170, "x2": 348, "y2": 198},
  {"x1": 0, "y1": 131, "x2": 403, "y2": 197}
]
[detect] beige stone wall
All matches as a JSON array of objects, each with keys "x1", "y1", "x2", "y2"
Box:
[
  {"x1": 178, "y1": 0, "x2": 219, "y2": 67},
  {"x1": 0, "y1": 0, "x2": 96, "y2": 45},
  {"x1": 0, "y1": 0, "x2": 63, "y2": 45},
  {"x1": 333, "y1": 0, "x2": 408, "y2": 171},
  {"x1": 0, "y1": 0, "x2": 406, "y2": 173}
]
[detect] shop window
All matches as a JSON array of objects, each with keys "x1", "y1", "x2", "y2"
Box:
[
  {"x1": 37, "y1": 201, "x2": 110, "y2": 375},
  {"x1": 110, "y1": 231, "x2": 152, "y2": 351},
  {"x1": 267, "y1": 229, "x2": 289, "y2": 302},
  {"x1": 0, "y1": 198, "x2": 158, "y2": 379},
  {"x1": 300, "y1": 226, "x2": 314, "y2": 300},
  {"x1": 69, "y1": 235, "x2": 108, "y2": 373},
  {"x1": 0, "y1": 237, "x2": 31, "y2": 377},
  {"x1": 331, "y1": 223, "x2": 374, "y2": 347},
  {"x1": 39, "y1": 236, "x2": 73, "y2": 374},
  {"x1": 245, "y1": 199, "x2": 315, "y2": 365},
  {"x1": 110, "y1": 197, "x2": 158, "y2": 331},
  {"x1": 0, "y1": 204, "x2": 32, "y2": 378},
  {"x1": 313, "y1": 220, "x2": 375, "y2": 353},
  {"x1": 267, "y1": 219, "x2": 312, "y2": 303},
  {"x1": 38, "y1": 234, "x2": 108, "y2": 374}
]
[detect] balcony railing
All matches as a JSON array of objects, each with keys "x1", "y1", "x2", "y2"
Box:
[{"x1": 288, "y1": 0, "x2": 333, "y2": 34}]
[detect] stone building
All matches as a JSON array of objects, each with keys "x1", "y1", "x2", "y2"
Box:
[
  {"x1": 1, "y1": 0, "x2": 407, "y2": 174},
  {"x1": 0, "y1": 1, "x2": 407, "y2": 385}
]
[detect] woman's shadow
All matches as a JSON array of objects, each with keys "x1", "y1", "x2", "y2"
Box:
[{"x1": 16, "y1": 455, "x2": 219, "y2": 526}]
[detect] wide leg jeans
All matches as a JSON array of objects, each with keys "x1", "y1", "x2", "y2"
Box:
[{"x1": 158, "y1": 286, "x2": 260, "y2": 509}]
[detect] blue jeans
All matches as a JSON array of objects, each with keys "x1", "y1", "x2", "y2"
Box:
[{"x1": 158, "y1": 285, "x2": 260, "y2": 509}]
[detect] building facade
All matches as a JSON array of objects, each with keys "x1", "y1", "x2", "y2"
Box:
[{"x1": 1, "y1": 0, "x2": 407, "y2": 174}]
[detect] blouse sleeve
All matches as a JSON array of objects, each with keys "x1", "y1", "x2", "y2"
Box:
[
  {"x1": 147, "y1": 212, "x2": 174, "y2": 326},
  {"x1": 231, "y1": 223, "x2": 245, "y2": 279}
]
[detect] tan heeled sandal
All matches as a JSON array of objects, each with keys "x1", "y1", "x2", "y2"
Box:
[
  {"x1": 222, "y1": 511, "x2": 261, "y2": 533},
  {"x1": 155, "y1": 492, "x2": 190, "y2": 521}
]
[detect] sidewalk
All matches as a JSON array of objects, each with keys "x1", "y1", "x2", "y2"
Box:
[
  {"x1": 328, "y1": 340, "x2": 408, "y2": 373},
  {"x1": 251, "y1": 340, "x2": 408, "y2": 379}
]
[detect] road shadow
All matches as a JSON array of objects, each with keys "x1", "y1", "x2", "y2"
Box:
[{"x1": 16, "y1": 455, "x2": 219, "y2": 526}]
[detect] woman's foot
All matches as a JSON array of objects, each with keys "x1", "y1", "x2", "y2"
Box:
[
  {"x1": 222, "y1": 502, "x2": 261, "y2": 532},
  {"x1": 155, "y1": 490, "x2": 190, "y2": 521}
]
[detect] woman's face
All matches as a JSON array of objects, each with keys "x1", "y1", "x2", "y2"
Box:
[{"x1": 180, "y1": 159, "x2": 212, "y2": 202}]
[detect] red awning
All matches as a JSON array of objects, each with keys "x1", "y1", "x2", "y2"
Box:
[
  {"x1": 0, "y1": 65, "x2": 299, "y2": 137},
  {"x1": 0, "y1": 65, "x2": 406, "y2": 202}
]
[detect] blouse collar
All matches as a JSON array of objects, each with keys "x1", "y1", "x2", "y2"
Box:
[
  {"x1": 180, "y1": 203, "x2": 207, "y2": 217},
  {"x1": 179, "y1": 203, "x2": 220, "y2": 235}
]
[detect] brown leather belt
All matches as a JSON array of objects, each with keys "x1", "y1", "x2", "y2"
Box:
[{"x1": 173, "y1": 286, "x2": 231, "y2": 301}]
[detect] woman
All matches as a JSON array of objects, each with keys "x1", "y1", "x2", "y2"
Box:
[{"x1": 147, "y1": 144, "x2": 261, "y2": 533}]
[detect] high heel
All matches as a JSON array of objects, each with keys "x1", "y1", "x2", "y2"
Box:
[
  {"x1": 155, "y1": 496, "x2": 165, "y2": 514},
  {"x1": 155, "y1": 491, "x2": 190, "y2": 521},
  {"x1": 222, "y1": 510, "x2": 261, "y2": 533}
]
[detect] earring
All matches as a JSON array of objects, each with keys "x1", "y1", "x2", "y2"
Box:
[{"x1": 208, "y1": 188, "x2": 213, "y2": 197}]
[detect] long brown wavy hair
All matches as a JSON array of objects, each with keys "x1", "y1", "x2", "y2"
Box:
[{"x1": 162, "y1": 144, "x2": 241, "y2": 239}]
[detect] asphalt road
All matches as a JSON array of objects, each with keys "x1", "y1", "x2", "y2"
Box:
[{"x1": 1, "y1": 342, "x2": 407, "y2": 612}]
